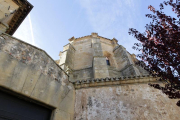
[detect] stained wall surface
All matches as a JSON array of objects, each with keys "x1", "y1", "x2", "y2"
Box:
[
  {"x1": 73, "y1": 38, "x2": 93, "y2": 70},
  {"x1": 0, "y1": 0, "x2": 19, "y2": 33},
  {"x1": 0, "y1": 0, "x2": 19, "y2": 21},
  {"x1": 74, "y1": 83, "x2": 180, "y2": 120},
  {"x1": 0, "y1": 33, "x2": 75, "y2": 120},
  {"x1": 72, "y1": 67, "x2": 93, "y2": 81}
]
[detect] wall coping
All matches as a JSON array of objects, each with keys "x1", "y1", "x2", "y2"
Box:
[
  {"x1": 1, "y1": 33, "x2": 69, "y2": 77},
  {"x1": 73, "y1": 34, "x2": 114, "y2": 43}
]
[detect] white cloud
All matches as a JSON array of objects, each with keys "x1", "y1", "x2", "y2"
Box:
[
  {"x1": 13, "y1": 14, "x2": 37, "y2": 47},
  {"x1": 28, "y1": 14, "x2": 35, "y2": 46},
  {"x1": 76, "y1": 0, "x2": 142, "y2": 54}
]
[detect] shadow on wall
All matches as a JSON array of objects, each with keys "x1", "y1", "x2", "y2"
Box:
[{"x1": 103, "y1": 51, "x2": 114, "y2": 66}]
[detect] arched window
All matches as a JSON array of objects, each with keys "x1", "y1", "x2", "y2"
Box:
[{"x1": 106, "y1": 57, "x2": 110, "y2": 66}]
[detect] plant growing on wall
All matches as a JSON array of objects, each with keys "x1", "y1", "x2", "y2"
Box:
[{"x1": 128, "y1": 0, "x2": 180, "y2": 106}]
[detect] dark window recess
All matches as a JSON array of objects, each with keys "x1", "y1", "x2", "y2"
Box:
[
  {"x1": 0, "y1": 91, "x2": 52, "y2": 120},
  {"x1": 106, "y1": 57, "x2": 110, "y2": 66},
  {"x1": 106, "y1": 60, "x2": 110, "y2": 66}
]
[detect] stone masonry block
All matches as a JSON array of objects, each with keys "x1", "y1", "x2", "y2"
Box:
[
  {"x1": 53, "y1": 109, "x2": 71, "y2": 120},
  {"x1": 0, "y1": 51, "x2": 18, "y2": 88},
  {"x1": 58, "y1": 95, "x2": 75, "y2": 114},
  {"x1": 30, "y1": 74, "x2": 53, "y2": 105},
  {"x1": 21, "y1": 66, "x2": 41, "y2": 96},
  {"x1": 10, "y1": 61, "x2": 29, "y2": 92}
]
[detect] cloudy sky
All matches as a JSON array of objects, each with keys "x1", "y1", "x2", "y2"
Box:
[{"x1": 13, "y1": 0, "x2": 173, "y2": 60}]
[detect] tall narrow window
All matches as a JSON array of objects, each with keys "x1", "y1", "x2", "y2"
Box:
[{"x1": 106, "y1": 57, "x2": 110, "y2": 66}]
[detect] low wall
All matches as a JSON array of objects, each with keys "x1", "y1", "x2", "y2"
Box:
[
  {"x1": 0, "y1": 33, "x2": 75, "y2": 120},
  {"x1": 74, "y1": 82, "x2": 180, "y2": 120}
]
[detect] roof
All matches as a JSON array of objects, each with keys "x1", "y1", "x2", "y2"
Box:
[{"x1": 5, "y1": 0, "x2": 33, "y2": 35}]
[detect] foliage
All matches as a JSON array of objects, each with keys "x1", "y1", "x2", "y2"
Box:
[{"x1": 128, "y1": 0, "x2": 180, "y2": 106}]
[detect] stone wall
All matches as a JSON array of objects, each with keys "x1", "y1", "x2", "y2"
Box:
[
  {"x1": 0, "y1": 0, "x2": 19, "y2": 21},
  {"x1": 60, "y1": 34, "x2": 149, "y2": 80},
  {"x1": 72, "y1": 67, "x2": 93, "y2": 82},
  {"x1": 65, "y1": 44, "x2": 75, "y2": 70},
  {"x1": 74, "y1": 83, "x2": 180, "y2": 120},
  {"x1": 121, "y1": 65, "x2": 139, "y2": 76},
  {"x1": 92, "y1": 37, "x2": 110, "y2": 78},
  {"x1": 0, "y1": 0, "x2": 19, "y2": 33},
  {"x1": 101, "y1": 40, "x2": 116, "y2": 67},
  {"x1": 73, "y1": 38, "x2": 93, "y2": 70},
  {"x1": 0, "y1": 33, "x2": 75, "y2": 120},
  {"x1": 113, "y1": 45, "x2": 131, "y2": 71}
]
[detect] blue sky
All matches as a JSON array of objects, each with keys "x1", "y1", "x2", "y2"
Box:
[{"x1": 13, "y1": 0, "x2": 173, "y2": 60}]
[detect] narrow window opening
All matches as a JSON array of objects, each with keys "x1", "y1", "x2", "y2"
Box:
[{"x1": 106, "y1": 57, "x2": 110, "y2": 66}]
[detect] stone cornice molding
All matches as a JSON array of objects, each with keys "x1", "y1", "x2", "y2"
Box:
[
  {"x1": 5, "y1": 0, "x2": 33, "y2": 35},
  {"x1": 72, "y1": 33, "x2": 115, "y2": 44},
  {"x1": 73, "y1": 75, "x2": 158, "y2": 89}
]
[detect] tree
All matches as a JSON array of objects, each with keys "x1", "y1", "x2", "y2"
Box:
[{"x1": 128, "y1": 0, "x2": 180, "y2": 106}]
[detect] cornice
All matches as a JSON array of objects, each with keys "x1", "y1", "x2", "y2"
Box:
[
  {"x1": 73, "y1": 33, "x2": 116, "y2": 43},
  {"x1": 5, "y1": 0, "x2": 33, "y2": 35},
  {"x1": 72, "y1": 75, "x2": 158, "y2": 89}
]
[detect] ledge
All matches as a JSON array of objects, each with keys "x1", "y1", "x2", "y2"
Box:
[{"x1": 72, "y1": 75, "x2": 158, "y2": 89}]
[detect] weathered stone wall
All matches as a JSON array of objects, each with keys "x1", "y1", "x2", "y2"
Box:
[
  {"x1": 59, "y1": 43, "x2": 75, "y2": 75},
  {"x1": 113, "y1": 45, "x2": 131, "y2": 71},
  {"x1": 121, "y1": 65, "x2": 139, "y2": 76},
  {"x1": 65, "y1": 44, "x2": 75, "y2": 70},
  {"x1": 0, "y1": 33, "x2": 75, "y2": 120},
  {"x1": 74, "y1": 83, "x2": 180, "y2": 120},
  {"x1": 0, "y1": 0, "x2": 19, "y2": 21},
  {"x1": 72, "y1": 67, "x2": 93, "y2": 82},
  {"x1": 0, "y1": 0, "x2": 19, "y2": 33},
  {"x1": 59, "y1": 33, "x2": 149, "y2": 80},
  {"x1": 100, "y1": 39, "x2": 116, "y2": 67},
  {"x1": 59, "y1": 51, "x2": 67, "y2": 66},
  {"x1": 73, "y1": 38, "x2": 93, "y2": 70},
  {"x1": 135, "y1": 64, "x2": 149, "y2": 75},
  {"x1": 92, "y1": 37, "x2": 109, "y2": 78}
]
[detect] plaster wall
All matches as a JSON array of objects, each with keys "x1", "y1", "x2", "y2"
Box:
[
  {"x1": 0, "y1": 33, "x2": 75, "y2": 120},
  {"x1": 74, "y1": 83, "x2": 180, "y2": 120}
]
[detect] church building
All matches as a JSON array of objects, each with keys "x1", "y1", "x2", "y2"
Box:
[{"x1": 0, "y1": 0, "x2": 179, "y2": 120}]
